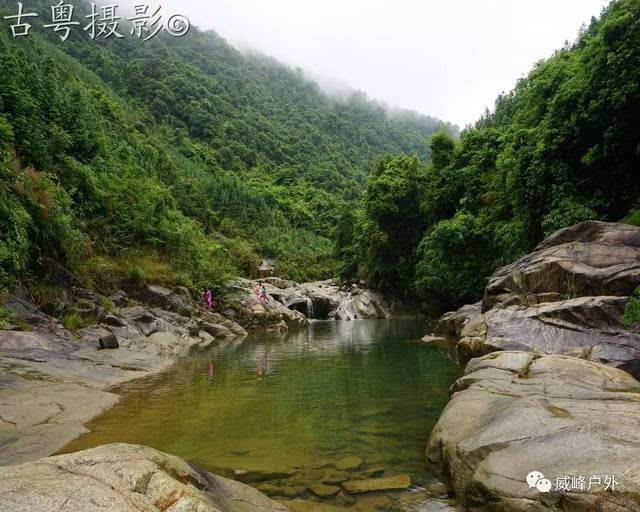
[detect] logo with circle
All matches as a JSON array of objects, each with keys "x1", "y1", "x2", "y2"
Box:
[
  {"x1": 527, "y1": 471, "x2": 552, "y2": 493},
  {"x1": 166, "y1": 14, "x2": 190, "y2": 37}
]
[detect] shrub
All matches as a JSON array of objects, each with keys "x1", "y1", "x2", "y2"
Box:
[
  {"x1": 62, "y1": 312, "x2": 96, "y2": 330},
  {"x1": 622, "y1": 287, "x2": 640, "y2": 326}
]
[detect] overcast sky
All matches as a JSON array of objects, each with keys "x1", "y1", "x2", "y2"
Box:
[{"x1": 159, "y1": 0, "x2": 610, "y2": 128}]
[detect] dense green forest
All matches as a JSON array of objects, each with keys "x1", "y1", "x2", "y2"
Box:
[
  {"x1": 0, "y1": 0, "x2": 454, "y2": 293},
  {"x1": 336, "y1": 0, "x2": 640, "y2": 310},
  {"x1": 4, "y1": 0, "x2": 640, "y2": 312}
]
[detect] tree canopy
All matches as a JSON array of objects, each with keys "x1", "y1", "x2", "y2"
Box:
[
  {"x1": 0, "y1": 0, "x2": 453, "y2": 292},
  {"x1": 337, "y1": 0, "x2": 640, "y2": 309}
]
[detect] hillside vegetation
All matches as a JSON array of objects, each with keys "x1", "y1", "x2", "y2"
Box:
[
  {"x1": 0, "y1": 0, "x2": 453, "y2": 293},
  {"x1": 337, "y1": 0, "x2": 640, "y2": 309}
]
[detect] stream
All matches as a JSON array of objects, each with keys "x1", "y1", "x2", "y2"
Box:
[{"x1": 60, "y1": 319, "x2": 461, "y2": 510}]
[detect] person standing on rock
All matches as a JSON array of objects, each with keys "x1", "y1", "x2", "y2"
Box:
[
  {"x1": 259, "y1": 285, "x2": 268, "y2": 303},
  {"x1": 205, "y1": 289, "x2": 213, "y2": 310}
]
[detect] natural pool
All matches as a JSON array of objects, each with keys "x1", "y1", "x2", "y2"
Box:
[{"x1": 61, "y1": 319, "x2": 461, "y2": 509}]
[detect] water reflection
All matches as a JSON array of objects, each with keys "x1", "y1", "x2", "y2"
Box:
[{"x1": 61, "y1": 319, "x2": 460, "y2": 506}]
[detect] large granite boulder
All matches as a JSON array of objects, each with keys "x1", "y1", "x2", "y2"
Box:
[
  {"x1": 456, "y1": 296, "x2": 640, "y2": 375},
  {"x1": 332, "y1": 289, "x2": 391, "y2": 321},
  {"x1": 224, "y1": 279, "x2": 308, "y2": 330},
  {"x1": 436, "y1": 302, "x2": 482, "y2": 338},
  {"x1": 226, "y1": 278, "x2": 395, "y2": 323},
  {"x1": 439, "y1": 222, "x2": 640, "y2": 376},
  {"x1": 484, "y1": 221, "x2": 640, "y2": 310},
  {"x1": 427, "y1": 351, "x2": 640, "y2": 511},
  {"x1": 0, "y1": 443, "x2": 289, "y2": 512}
]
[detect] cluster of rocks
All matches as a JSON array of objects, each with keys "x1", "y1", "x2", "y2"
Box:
[
  {"x1": 0, "y1": 275, "x2": 409, "y2": 512},
  {"x1": 225, "y1": 278, "x2": 394, "y2": 329},
  {"x1": 425, "y1": 222, "x2": 640, "y2": 511},
  {"x1": 218, "y1": 455, "x2": 457, "y2": 512}
]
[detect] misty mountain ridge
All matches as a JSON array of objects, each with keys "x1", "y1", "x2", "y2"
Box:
[{"x1": 0, "y1": 0, "x2": 454, "y2": 291}]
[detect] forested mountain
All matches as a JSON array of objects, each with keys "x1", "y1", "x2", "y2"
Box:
[
  {"x1": 337, "y1": 0, "x2": 640, "y2": 309},
  {"x1": 0, "y1": 0, "x2": 454, "y2": 292}
]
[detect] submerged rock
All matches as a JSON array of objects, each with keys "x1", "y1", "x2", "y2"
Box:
[
  {"x1": 287, "y1": 500, "x2": 349, "y2": 512},
  {"x1": 342, "y1": 474, "x2": 412, "y2": 493},
  {"x1": 352, "y1": 495, "x2": 392, "y2": 511},
  {"x1": 0, "y1": 443, "x2": 288, "y2": 512},
  {"x1": 232, "y1": 467, "x2": 293, "y2": 483},
  {"x1": 322, "y1": 470, "x2": 351, "y2": 484},
  {"x1": 334, "y1": 456, "x2": 363, "y2": 471},
  {"x1": 427, "y1": 351, "x2": 640, "y2": 511},
  {"x1": 309, "y1": 483, "x2": 341, "y2": 497}
]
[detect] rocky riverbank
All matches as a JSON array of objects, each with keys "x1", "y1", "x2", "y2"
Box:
[
  {"x1": 0, "y1": 276, "x2": 397, "y2": 466},
  {"x1": 0, "y1": 275, "x2": 416, "y2": 511},
  {"x1": 426, "y1": 221, "x2": 640, "y2": 511}
]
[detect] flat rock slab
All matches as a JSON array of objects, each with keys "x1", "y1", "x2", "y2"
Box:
[
  {"x1": 309, "y1": 484, "x2": 341, "y2": 497},
  {"x1": 287, "y1": 500, "x2": 349, "y2": 512},
  {"x1": 334, "y1": 456, "x2": 363, "y2": 471},
  {"x1": 427, "y1": 351, "x2": 640, "y2": 511},
  {"x1": 342, "y1": 474, "x2": 411, "y2": 493},
  {"x1": 322, "y1": 470, "x2": 351, "y2": 484},
  {"x1": 0, "y1": 378, "x2": 119, "y2": 465}
]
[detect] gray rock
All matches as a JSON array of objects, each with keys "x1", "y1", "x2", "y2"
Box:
[
  {"x1": 456, "y1": 296, "x2": 640, "y2": 372},
  {"x1": 484, "y1": 221, "x2": 640, "y2": 310},
  {"x1": 335, "y1": 456, "x2": 363, "y2": 471},
  {"x1": 144, "y1": 284, "x2": 172, "y2": 306},
  {"x1": 2, "y1": 295, "x2": 57, "y2": 327},
  {"x1": 309, "y1": 483, "x2": 341, "y2": 497},
  {"x1": 98, "y1": 333, "x2": 119, "y2": 349},
  {"x1": 441, "y1": 222, "x2": 640, "y2": 377},
  {"x1": 202, "y1": 321, "x2": 234, "y2": 339},
  {"x1": 101, "y1": 313, "x2": 126, "y2": 327},
  {"x1": 342, "y1": 474, "x2": 411, "y2": 493},
  {"x1": 333, "y1": 290, "x2": 391, "y2": 321},
  {"x1": 109, "y1": 290, "x2": 129, "y2": 307},
  {"x1": 427, "y1": 351, "x2": 640, "y2": 511},
  {"x1": 0, "y1": 443, "x2": 289, "y2": 512},
  {"x1": 436, "y1": 302, "x2": 482, "y2": 337},
  {"x1": 0, "y1": 379, "x2": 119, "y2": 465}
]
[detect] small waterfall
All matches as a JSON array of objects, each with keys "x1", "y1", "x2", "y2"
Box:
[{"x1": 307, "y1": 298, "x2": 314, "y2": 319}]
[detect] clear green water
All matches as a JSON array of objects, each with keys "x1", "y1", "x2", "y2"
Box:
[{"x1": 62, "y1": 319, "x2": 460, "y2": 507}]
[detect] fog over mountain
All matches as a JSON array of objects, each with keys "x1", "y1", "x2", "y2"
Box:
[{"x1": 157, "y1": 0, "x2": 609, "y2": 127}]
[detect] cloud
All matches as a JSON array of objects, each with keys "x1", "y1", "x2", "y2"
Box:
[{"x1": 150, "y1": 0, "x2": 608, "y2": 127}]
